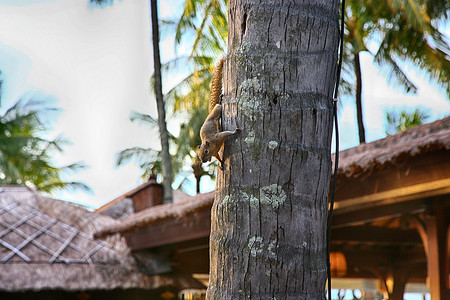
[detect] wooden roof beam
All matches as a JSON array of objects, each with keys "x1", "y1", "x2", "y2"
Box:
[
  {"x1": 334, "y1": 178, "x2": 450, "y2": 214},
  {"x1": 332, "y1": 198, "x2": 430, "y2": 228},
  {"x1": 125, "y1": 208, "x2": 211, "y2": 251},
  {"x1": 331, "y1": 226, "x2": 421, "y2": 245}
]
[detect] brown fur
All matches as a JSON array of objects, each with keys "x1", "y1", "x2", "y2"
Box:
[
  {"x1": 209, "y1": 57, "x2": 224, "y2": 112},
  {"x1": 198, "y1": 57, "x2": 239, "y2": 168}
]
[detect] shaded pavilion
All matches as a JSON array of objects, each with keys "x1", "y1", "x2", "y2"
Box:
[
  {"x1": 331, "y1": 116, "x2": 449, "y2": 299},
  {"x1": 95, "y1": 116, "x2": 450, "y2": 299}
]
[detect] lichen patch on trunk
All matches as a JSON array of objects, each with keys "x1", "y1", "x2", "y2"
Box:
[
  {"x1": 260, "y1": 184, "x2": 287, "y2": 209},
  {"x1": 268, "y1": 140, "x2": 279, "y2": 149},
  {"x1": 247, "y1": 236, "x2": 264, "y2": 257}
]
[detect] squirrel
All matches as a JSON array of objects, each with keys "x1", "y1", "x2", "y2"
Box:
[{"x1": 198, "y1": 57, "x2": 239, "y2": 169}]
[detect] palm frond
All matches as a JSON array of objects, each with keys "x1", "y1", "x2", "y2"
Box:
[
  {"x1": 401, "y1": 0, "x2": 431, "y2": 31},
  {"x1": 130, "y1": 111, "x2": 159, "y2": 127},
  {"x1": 59, "y1": 162, "x2": 88, "y2": 173},
  {"x1": 374, "y1": 46, "x2": 417, "y2": 93},
  {"x1": 115, "y1": 147, "x2": 161, "y2": 167},
  {"x1": 385, "y1": 108, "x2": 429, "y2": 135},
  {"x1": 40, "y1": 181, "x2": 93, "y2": 194}
]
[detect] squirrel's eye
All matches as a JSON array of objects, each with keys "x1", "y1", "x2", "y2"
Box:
[{"x1": 204, "y1": 149, "x2": 209, "y2": 154}]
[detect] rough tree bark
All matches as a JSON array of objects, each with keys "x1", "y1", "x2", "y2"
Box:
[
  {"x1": 207, "y1": 1, "x2": 340, "y2": 299},
  {"x1": 150, "y1": 0, "x2": 173, "y2": 202}
]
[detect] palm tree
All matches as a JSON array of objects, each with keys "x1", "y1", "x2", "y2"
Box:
[
  {"x1": 385, "y1": 108, "x2": 429, "y2": 135},
  {"x1": 343, "y1": 0, "x2": 449, "y2": 143},
  {"x1": 90, "y1": 0, "x2": 174, "y2": 202},
  {"x1": 150, "y1": 0, "x2": 173, "y2": 202},
  {"x1": 117, "y1": 0, "x2": 449, "y2": 192},
  {"x1": 101, "y1": 1, "x2": 228, "y2": 191},
  {"x1": 0, "y1": 98, "x2": 90, "y2": 193},
  {"x1": 207, "y1": 0, "x2": 339, "y2": 297}
]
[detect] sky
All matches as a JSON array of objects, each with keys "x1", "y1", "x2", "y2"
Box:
[{"x1": 0, "y1": 0, "x2": 449, "y2": 210}]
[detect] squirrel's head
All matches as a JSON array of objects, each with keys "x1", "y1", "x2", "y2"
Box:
[{"x1": 198, "y1": 141, "x2": 212, "y2": 163}]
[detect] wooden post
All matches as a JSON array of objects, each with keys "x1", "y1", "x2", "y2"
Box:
[
  {"x1": 389, "y1": 268, "x2": 409, "y2": 300},
  {"x1": 424, "y1": 205, "x2": 449, "y2": 300},
  {"x1": 410, "y1": 201, "x2": 449, "y2": 300}
]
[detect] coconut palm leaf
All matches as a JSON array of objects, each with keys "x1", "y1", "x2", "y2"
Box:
[
  {"x1": 39, "y1": 181, "x2": 93, "y2": 194},
  {"x1": 374, "y1": 45, "x2": 417, "y2": 93},
  {"x1": 385, "y1": 108, "x2": 429, "y2": 135},
  {"x1": 0, "y1": 97, "x2": 90, "y2": 194},
  {"x1": 115, "y1": 147, "x2": 160, "y2": 167}
]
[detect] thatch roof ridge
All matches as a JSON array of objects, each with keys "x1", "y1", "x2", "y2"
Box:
[
  {"x1": 36, "y1": 194, "x2": 119, "y2": 237},
  {"x1": 95, "y1": 180, "x2": 156, "y2": 213},
  {"x1": 335, "y1": 116, "x2": 450, "y2": 177},
  {"x1": 95, "y1": 191, "x2": 214, "y2": 238},
  {"x1": 0, "y1": 185, "x2": 119, "y2": 237},
  {"x1": 95, "y1": 182, "x2": 191, "y2": 220}
]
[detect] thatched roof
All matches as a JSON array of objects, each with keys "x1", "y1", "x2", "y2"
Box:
[
  {"x1": 95, "y1": 181, "x2": 191, "y2": 220},
  {"x1": 95, "y1": 192, "x2": 214, "y2": 238},
  {"x1": 0, "y1": 186, "x2": 203, "y2": 292},
  {"x1": 334, "y1": 116, "x2": 450, "y2": 178},
  {"x1": 1, "y1": 186, "x2": 120, "y2": 237}
]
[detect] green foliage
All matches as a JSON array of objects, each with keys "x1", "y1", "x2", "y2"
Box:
[
  {"x1": 345, "y1": 0, "x2": 450, "y2": 96},
  {"x1": 169, "y1": 0, "x2": 449, "y2": 102},
  {"x1": 385, "y1": 108, "x2": 429, "y2": 135},
  {"x1": 115, "y1": 109, "x2": 216, "y2": 191},
  {"x1": 0, "y1": 98, "x2": 91, "y2": 193},
  {"x1": 174, "y1": 0, "x2": 228, "y2": 56},
  {"x1": 115, "y1": 110, "x2": 180, "y2": 180}
]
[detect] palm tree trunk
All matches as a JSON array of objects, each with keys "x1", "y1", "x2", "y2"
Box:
[
  {"x1": 150, "y1": 0, "x2": 173, "y2": 202},
  {"x1": 207, "y1": 0, "x2": 339, "y2": 299},
  {"x1": 195, "y1": 176, "x2": 201, "y2": 194},
  {"x1": 192, "y1": 159, "x2": 204, "y2": 194},
  {"x1": 354, "y1": 51, "x2": 366, "y2": 144}
]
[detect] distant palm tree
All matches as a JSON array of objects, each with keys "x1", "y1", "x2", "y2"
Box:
[
  {"x1": 0, "y1": 98, "x2": 90, "y2": 193},
  {"x1": 343, "y1": 0, "x2": 449, "y2": 143},
  {"x1": 385, "y1": 108, "x2": 429, "y2": 135},
  {"x1": 89, "y1": 0, "x2": 174, "y2": 201},
  {"x1": 149, "y1": 0, "x2": 173, "y2": 202}
]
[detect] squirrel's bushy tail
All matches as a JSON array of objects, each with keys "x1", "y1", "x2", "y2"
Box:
[{"x1": 209, "y1": 57, "x2": 225, "y2": 112}]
